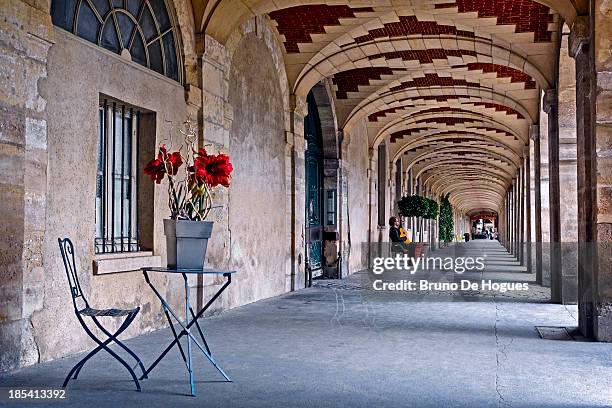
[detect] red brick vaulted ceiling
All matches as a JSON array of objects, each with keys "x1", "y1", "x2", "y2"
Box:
[
  {"x1": 465, "y1": 63, "x2": 536, "y2": 89},
  {"x1": 388, "y1": 73, "x2": 482, "y2": 93},
  {"x1": 332, "y1": 67, "x2": 407, "y2": 99},
  {"x1": 368, "y1": 49, "x2": 477, "y2": 64},
  {"x1": 352, "y1": 15, "x2": 475, "y2": 43},
  {"x1": 390, "y1": 127, "x2": 515, "y2": 143},
  {"x1": 269, "y1": 5, "x2": 374, "y2": 53},
  {"x1": 368, "y1": 103, "x2": 524, "y2": 122},
  {"x1": 416, "y1": 117, "x2": 479, "y2": 126},
  {"x1": 435, "y1": 0, "x2": 554, "y2": 42}
]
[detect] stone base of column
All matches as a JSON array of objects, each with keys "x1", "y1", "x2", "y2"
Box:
[{"x1": 593, "y1": 304, "x2": 612, "y2": 341}]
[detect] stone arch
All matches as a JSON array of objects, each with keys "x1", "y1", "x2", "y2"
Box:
[
  {"x1": 224, "y1": 15, "x2": 291, "y2": 130},
  {"x1": 309, "y1": 81, "x2": 339, "y2": 161}
]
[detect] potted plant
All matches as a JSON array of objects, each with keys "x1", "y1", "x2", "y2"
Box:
[
  {"x1": 144, "y1": 121, "x2": 233, "y2": 269},
  {"x1": 398, "y1": 195, "x2": 430, "y2": 255}
]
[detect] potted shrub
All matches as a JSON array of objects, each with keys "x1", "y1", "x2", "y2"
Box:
[
  {"x1": 398, "y1": 195, "x2": 430, "y2": 255},
  {"x1": 144, "y1": 121, "x2": 233, "y2": 269}
]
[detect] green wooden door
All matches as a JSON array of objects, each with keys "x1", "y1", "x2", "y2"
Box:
[{"x1": 304, "y1": 93, "x2": 324, "y2": 279}]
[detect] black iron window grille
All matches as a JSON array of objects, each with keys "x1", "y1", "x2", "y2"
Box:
[
  {"x1": 51, "y1": 0, "x2": 183, "y2": 83},
  {"x1": 95, "y1": 99, "x2": 141, "y2": 254}
]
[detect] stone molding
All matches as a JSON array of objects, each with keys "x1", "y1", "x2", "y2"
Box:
[
  {"x1": 569, "y1": 16, "x2": 590, "y2": 58},
  {"x1": 530, "y1": 124, "x2": 540, "y2": 141}
]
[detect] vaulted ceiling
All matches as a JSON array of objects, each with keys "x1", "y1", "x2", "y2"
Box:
[{"x1": 193, "y1": 0, "x2": 581, "y2": 215}]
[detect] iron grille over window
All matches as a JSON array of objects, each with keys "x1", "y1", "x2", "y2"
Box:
[
  {"x1": 51, "y1": 0, "x2": 182, "y2": 82},
  {"x1": 96, "y1": 99, "x2": 141, "y2": 254}
]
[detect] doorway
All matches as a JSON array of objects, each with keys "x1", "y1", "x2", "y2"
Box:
[{"x1": 304, "y1": 92, "x2": 324, "y2": 285}]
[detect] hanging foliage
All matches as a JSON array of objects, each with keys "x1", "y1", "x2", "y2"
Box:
[
  {"x1": 439, "y1": 194, "x2": 454, "y2": 242},
  {"x1": 398, "y1": 195, "x2": 428, "y2": 218}
]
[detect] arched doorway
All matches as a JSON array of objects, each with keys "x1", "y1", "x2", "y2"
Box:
[{"x1": 304, "y1": 92, "x2": 324, "y2": 285}]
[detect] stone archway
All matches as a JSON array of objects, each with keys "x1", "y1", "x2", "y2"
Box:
[{"x1": 304, "y1": 82, "x2": 343, "y2": 281}]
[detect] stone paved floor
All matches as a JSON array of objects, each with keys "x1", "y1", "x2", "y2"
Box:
[{"x1": 1, "y1": 241, "x2": 611, "y2": 407}]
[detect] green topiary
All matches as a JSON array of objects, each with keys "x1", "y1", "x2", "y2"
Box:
[
  {"x1": 439, "y1": 194, "x2": 454, "y2": 242},
  {"x1": 398, "y1": 195, "x2": 428, "y2": 218}
]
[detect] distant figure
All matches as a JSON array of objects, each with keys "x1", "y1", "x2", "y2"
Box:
[
  {"x1": 389, "y1": 216, "x2": 407, "y2": 243},
  {"x1": 399, "y1": 216, "x2": 411, "y2": 243}
]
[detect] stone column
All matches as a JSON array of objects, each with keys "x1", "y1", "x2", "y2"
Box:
[
  {"x1": 570, "y1": 14, "x2": 596, "y2": 337},
  {"x1": 0, "y1": 0, "x2": 53, "y2": 372},
  {"x1": 513, "y1": 178, "x2": 519, "y2": 256},
  {"x1": 524, "y1": 145, "x2": 532, "y2": 273},
  {"x1": 592, "y1": 3, "x2": 612, "y2": 341},
  {"x1": 505, "y1": 189, "x2": 511, "y2": 250},
  {"x1": 376, "y1": 143, "x2": 388, "y2": 246},
  {"x1": 394, "y1": 159, "x2": 402, "y2": 217},
  {"x1": 518, "y1": 165, "x2": 525, "y2": 265},
  {"x1": 288, "y1": 96, "x2": 307, "y2": 290},
  {"x1": 368, "y1": 147, "x2": 378, "y2": 263},
  {"x1": 531, "y1": 125, "x2": 543, "y2": 283},
  {"x1": 558, "y1": 28, "x2": 580, "y2": 303},
  {"x1": 544, "y1": 88, "x2": 565, "y2": 302}
]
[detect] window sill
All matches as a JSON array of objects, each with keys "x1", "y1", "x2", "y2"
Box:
[{"x1": 93, "y1": 252, "x2": 162, "y2": 275}]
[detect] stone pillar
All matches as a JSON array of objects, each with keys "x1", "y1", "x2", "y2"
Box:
[
  {"x1": 559, "y1": 28, "x2": 580, "y2": 303},
  {"x1": 288, "y1": 96, "x2": 307, "y2": 291},
  {"x1": 592, "y1": 3, "x2": 612, "y2": 341},
  {"x1": 0, "y1": 0, "x2": 53, "y2": 372},
  {"x1": 540, "y1": 103, "x2": 552, "y2": 287},
  {"x1": 572, "y1": 7, "x2": 612, "y2": 340},
  {"x1": 570, "y1": 14, "x2": 596, "y2": 338},
  {"x1": 524, "y1": 145, "x2": 532, "y2": 273},
  {"x1": 505, "y1": 189, "x2": 509, "y2": 249},
  {"x1": 368, "y1": 147, "x2": 378, "y2": 263},
  {"x1": 544, "y1": 88, "x2": 564, "y2": 301},
  {"x1": 376, "y1": 143, "x2": 389, "y2": 246},
  {"x1": 513, "y1": 178, "x2": 519, "y2": 256},
  {"x1": 518, "y1": 165, "x2": 525, "y2": 265},
  {"x1": 394, "y1": 159, "x2": 402, "y2": 217},
  {"x1": 505, "y1": 189, "x2": 511, "y2": 250},
  {"x1": 531, "y1": 125, "x2": 543, "y2": 283}
]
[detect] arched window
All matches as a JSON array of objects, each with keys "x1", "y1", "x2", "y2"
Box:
[{"x1": 51, "y1": 0, "x2": 182, "y2": 82}]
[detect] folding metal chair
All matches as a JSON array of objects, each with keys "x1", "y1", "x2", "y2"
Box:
[{"x1": 58, "y1": 237, "x2": 146, "y2": 391}]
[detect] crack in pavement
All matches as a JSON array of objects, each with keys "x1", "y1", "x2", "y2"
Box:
[{"x1": 494, "y1": 300, "x2": 513, "y2": 408}]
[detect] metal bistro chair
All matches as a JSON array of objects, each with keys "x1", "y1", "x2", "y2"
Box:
[{"x1": 58, "y1": 237, "x2": 146, "y2": 391}]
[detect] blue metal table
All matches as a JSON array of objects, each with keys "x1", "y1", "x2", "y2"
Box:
[{"x1": 141, "y1": 267, "x2": 236, "y2": 396}]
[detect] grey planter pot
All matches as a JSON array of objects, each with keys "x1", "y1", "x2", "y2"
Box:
[{"x1": 163, "y1": 219, "x2": 214, "y2": 270}]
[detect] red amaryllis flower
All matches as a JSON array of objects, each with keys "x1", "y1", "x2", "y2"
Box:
[
  {"x1": 144, "y1": 158, "x2": 166, "y2": 184},
  {"x1": 144, "y1": 145, "x2": 183, "y2": 183},
  {"x1": 166, "y1": 152, "x2": 183, "y2": 176},
  {"x1": 193, "y1": 153, "x2": 233, "y2": 187}
]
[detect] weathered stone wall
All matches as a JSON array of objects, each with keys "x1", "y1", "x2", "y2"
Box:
[
  {"x1": 226, "y1": 32, "x2": 288, "y2": 304},
  {"x1": 37, "y1": 30, "x2": 189, "y2": 362}
]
